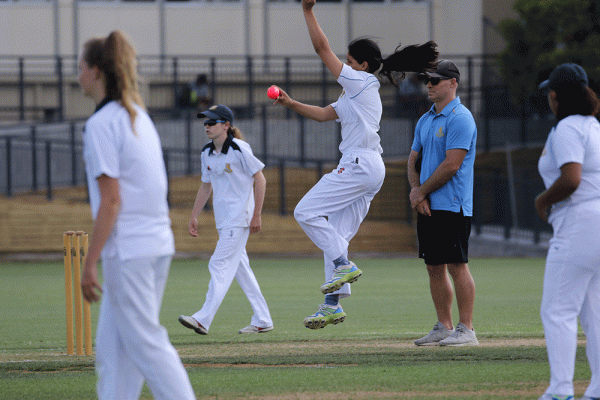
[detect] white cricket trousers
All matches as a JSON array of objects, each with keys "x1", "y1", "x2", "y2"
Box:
[
  {"x1": 541, "y1": 200, "x2": 600, "y2": 398},
  {"x1": 192, "y1": 227, "x2": 272, "y2": 330},
  {"x1": 96, "y1": 255, "x2": 195, "y2": 400},
  {"x1": 294, "y1": 149, "x2": 386, "y2": 298}
]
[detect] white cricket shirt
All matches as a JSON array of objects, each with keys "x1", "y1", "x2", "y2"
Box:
[
  {"x1": 538, "y1": 114, "x2": 600, "y2": 222},
  {"x1": 201, "y1": 135, "x2": 265, "y2": 230},
  {"x1": 330, "y1": 63, "x2": 383, "y2": 155},
  {"x1": 83, "y1": 100, "x2": 175, "y2": 260}
]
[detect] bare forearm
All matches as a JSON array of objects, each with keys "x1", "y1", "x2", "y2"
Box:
[
  {"x1": 535, "y1": 175, "x2": 579, "y2": 222},
  {"x1": 303, "y1": 9, "x2": 329, "y2": 55},
  {"x1": 418, "y1": 149, "x2": 467, "y2": 198},
  {"x1": 285, "y1": 99, "x2": 333, "y2": 122},
  {"x1": 408, "y1": 168, "x2": 421, "y2": 189},
  {"x1": 190, "y1": 184, "x2": 211, "y2": 220},
  {"x1": 253, "y1": 173, "x2": 266, "y2": 217},
  {"x1": 536, "y1": 177, "x2": 578, "y2": 209},
  {"x1": 86, "y1": 200, "x2": 120, "y2": 267},
  {"x1": 407, "y1": 151, "x2": 421, "y2": 189},
  {"x1": 299, "y1": 0, "x2": 342, "y2": 78},
  {"x1": 419, "y1": 160, "x2": 458, "y2": 197}
]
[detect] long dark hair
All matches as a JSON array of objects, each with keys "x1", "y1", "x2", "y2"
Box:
[
  {"x1": 348, "y1": 38, "x2": 438, "y2": 86},
  {"x1": 555, "y1": 86, "x2": 600, "y2": 121}
]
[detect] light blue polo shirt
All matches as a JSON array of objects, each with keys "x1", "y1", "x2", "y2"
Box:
[{"x1": 411, "y1": 97, "x2": 477, "y2": 216}]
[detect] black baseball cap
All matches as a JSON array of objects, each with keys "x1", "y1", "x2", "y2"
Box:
[
  {"x1": 421, "y1": 60, "x2": 460, "y2": 83},
  {"x1": 197, "y1": 104, "x2": 234, "y2": 123},
  {"x1": 538, "y1": 63, "x2": 588, "y2": 91}
]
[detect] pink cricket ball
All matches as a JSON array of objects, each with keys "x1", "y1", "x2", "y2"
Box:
[{"x1": 267, "y1": 86, "x2": 280, "y2": 100}]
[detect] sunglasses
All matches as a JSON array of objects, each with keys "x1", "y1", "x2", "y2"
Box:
[
  {"x1": 204, "y1": 119, "x2": 226, "y2": 126},
  {"x1": 420, "y1": 76, "x2": 453, "y2": 85}
]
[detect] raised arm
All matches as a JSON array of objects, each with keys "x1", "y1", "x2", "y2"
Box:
[{"x1": 302, "y1": 0, "x2": 344, "y2": 79}]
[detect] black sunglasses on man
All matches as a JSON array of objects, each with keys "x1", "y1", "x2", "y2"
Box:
[{"x1": 419, "y1": 76, "x2": 453, "y2": 86}]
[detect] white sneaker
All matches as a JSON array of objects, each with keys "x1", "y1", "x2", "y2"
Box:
[
  {"x1": 178, "y1": 315, "x2": 208, "y2": 335},
  {"x1": 239, "y1": 325, "x2": 274, "y2": 334},
  {"x1": 439, "y1": 323, "x2": 479, "y2": 346},
  {"x1": 414, "y1": 322, "x2": 454, "y2": 346}
]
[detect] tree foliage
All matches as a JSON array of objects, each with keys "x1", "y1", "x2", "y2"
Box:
[{"x1": 499, "y1": 0, "x2": 600, "y2": 107}]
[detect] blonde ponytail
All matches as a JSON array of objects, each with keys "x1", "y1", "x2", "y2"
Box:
[
  {"x1": 228, "y1": 126, "x2": 245, "y2": 141},
  {"x1": 83, "y1": 30, "x2": 144, "y2": 132}
]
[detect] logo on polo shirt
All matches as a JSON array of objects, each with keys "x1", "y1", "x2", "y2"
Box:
[
  {"x1": 436, "y1": 126, "x2": 444, "y2": 137},
  {"x1": 224, "y1": 163, "x2": 233, "y2": 173}
]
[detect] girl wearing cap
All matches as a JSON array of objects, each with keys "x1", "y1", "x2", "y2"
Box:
[
  {"x1": 78, "y1": 30, "x2": 196, "y2": 400},
  {"x1": 272, "y1": 0, "x2": 438, "y2": 329},
  {"x1": 535, "y1": 63, "x2": 600, "y2": 400},
  {"x1": 178, "y1": 104, "x2": 273, "y2": 335}
]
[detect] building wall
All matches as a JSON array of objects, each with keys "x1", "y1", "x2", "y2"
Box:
[
  {"x1": 0, "y1": 0, "x2": 488, "y2": 58},
  {"x1": 482, "y1": 0, "x2": 518, "y2": 54},
  {"x1": 434, "y1": 0, "x2": 483, "y2": 55}
]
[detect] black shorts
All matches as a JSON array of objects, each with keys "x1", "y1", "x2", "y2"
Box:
[{"x1": 417, "y1": 209, "x2": 471, "y2": 266}]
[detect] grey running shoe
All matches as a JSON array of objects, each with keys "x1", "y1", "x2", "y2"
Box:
[
  {"x1": 178, "y1": 315, "x2": 208, "y2": 335},
  {"x1": 414, "y1": 322, "x2": 455, "y2": 346},
  {"x1": 439, "y1": 322, "x2": 479, "y2": 346},
  {"x1": 239, "y1": 325, "x2": 274, "y2": 334}
]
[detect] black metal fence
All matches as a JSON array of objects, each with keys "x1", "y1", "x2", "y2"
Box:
[
  {"x1": 472, "y1": 166, "x2": 550, "y2": 244},
  {"x1": 0, "y1": 115, "x2": 554, "y2": 241},
  {"x1": 0, "y1": 54, "x2": 542, "y2": 117},
  {"x1": 0, "y1": 53, "x2": 556, "y2": 241}
]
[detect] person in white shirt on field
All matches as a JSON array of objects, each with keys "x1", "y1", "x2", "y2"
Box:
[
  {"x1": 272, "y1": 0, "x2": 438, "y2": 329},
  {"x1": 178, "y1": 104, "x2": 273, "y2": 335},
  {"x1": 535, "y1": 63, "x2": 600, "y2": 400},
  {"x1": 78, "y1": 30, "x2": 196, "y2": 400}
]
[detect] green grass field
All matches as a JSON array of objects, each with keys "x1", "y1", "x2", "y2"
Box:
[{"x1": 0, "y1": 257, "x2": 592, "y2": 399}]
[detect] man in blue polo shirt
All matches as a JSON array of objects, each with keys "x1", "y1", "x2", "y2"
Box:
[{"x1": 407, "y1": 60, "x2": 478, "y2": 346}]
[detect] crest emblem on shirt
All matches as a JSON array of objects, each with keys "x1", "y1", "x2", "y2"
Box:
[
  {"x1": 224, "y1": 163, "x2": 233, "y2": 173},
  {"x1": 436, "y1": 126, "x2": 444, "y2": 137}
]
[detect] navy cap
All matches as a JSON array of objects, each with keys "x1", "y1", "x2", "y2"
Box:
[
  {"x1": 538, "y1": 63, "x2": 588, "y2": 91},
  {"x1": 197, "y1": 104, "x2": 234, "y2": 123},
  {"x1": 421, "y1": 60, "x2": 460, "y2": 83}
]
